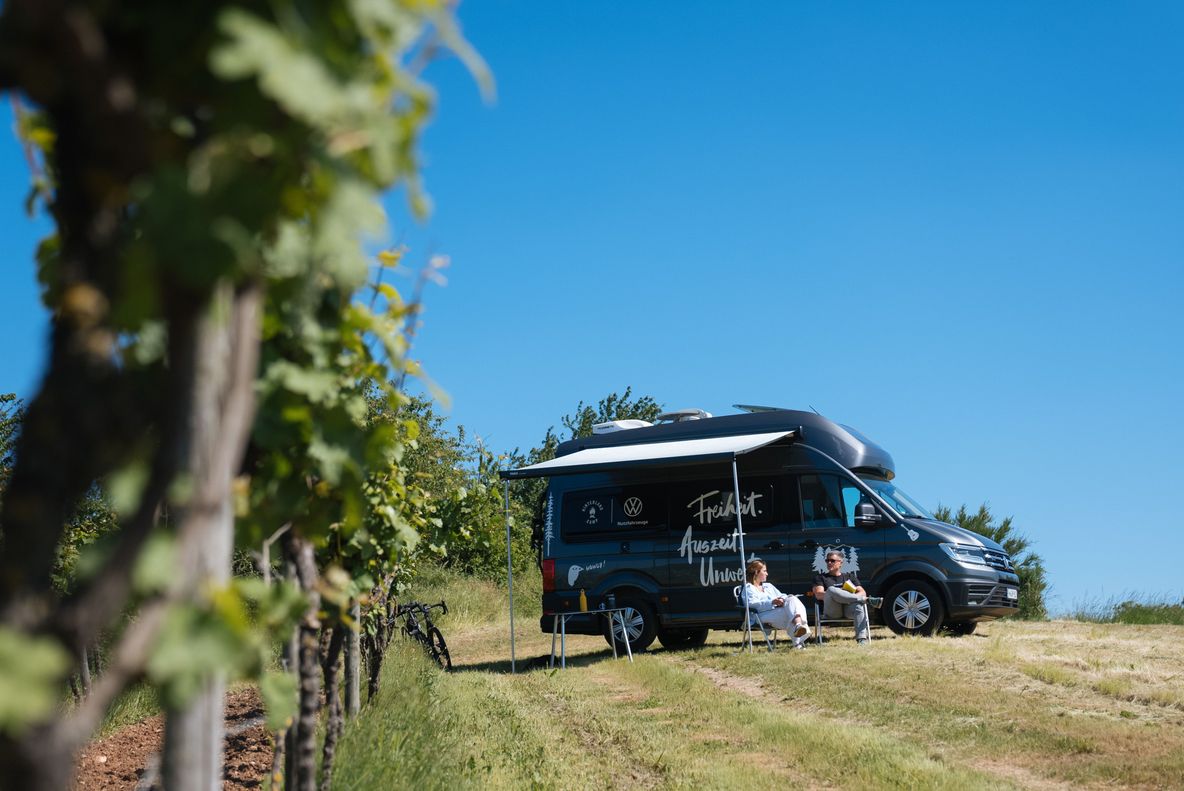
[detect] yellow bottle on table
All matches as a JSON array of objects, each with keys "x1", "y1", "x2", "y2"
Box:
[{"x1": 579, "y1": 588, "x2": 588, "y2": 612}]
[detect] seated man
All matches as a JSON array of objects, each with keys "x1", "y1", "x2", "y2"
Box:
[{"x1": 813, "y1": 550, "x2": 883, "y2": 645}]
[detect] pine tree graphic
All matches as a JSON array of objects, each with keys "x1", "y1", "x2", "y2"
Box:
[
  {"x1": 812, "y1": 546, "x2": 827, "y2": 575},
  {"x1": 846, "y1": 546, "x2": 860, "y2": 574},
  {"x1": 544, "y1": 493, "x2": 555, "y2": 555}
]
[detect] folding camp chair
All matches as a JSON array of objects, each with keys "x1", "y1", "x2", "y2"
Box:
[
  {"x1": 734, "y1": 585, "x2": 778, "y2": 652},
  {"x1": 807, "y1": 590, "x2": 873, "y2": 645}
]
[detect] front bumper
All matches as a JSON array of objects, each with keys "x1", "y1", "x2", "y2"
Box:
[{"x1": 945, "y1": 578, "x2": 1021, "y2": 621}]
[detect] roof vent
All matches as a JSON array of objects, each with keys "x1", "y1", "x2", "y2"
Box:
[
  {"x1": 655, "y1": 408, "x2": 713, "y2": 423},
  {"x1": 591, "y1": 419, "x2": 653, "y2": 434}
]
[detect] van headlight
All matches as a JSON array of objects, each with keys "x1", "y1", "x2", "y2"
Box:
[{"x1": 939, "y1": 543, "x2": 991, "y2": 567}]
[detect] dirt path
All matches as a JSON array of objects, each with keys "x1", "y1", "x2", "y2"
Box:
[{"x1": 74, "y1": 687, "x2": 271, "y2": 790}]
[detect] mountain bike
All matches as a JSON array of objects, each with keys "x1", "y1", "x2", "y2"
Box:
[{"x1": 393, "y1": 600, "x2": 451, "y2": 670}]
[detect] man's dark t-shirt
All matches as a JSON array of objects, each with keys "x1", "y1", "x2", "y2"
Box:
[{"x1": 813, "y1": 571, "x2": 861, "y2": 592}]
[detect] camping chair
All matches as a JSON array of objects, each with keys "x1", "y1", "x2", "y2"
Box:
[
  {"x1": 807, "y1": 590, "x2": 873, "y2": 645},
  {"x1": 733, "y1": 585, "x2": 777, "y2": 652}
]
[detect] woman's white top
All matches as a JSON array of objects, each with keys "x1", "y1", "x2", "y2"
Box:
[{"x1": 744, "y1": 581, "x2": 787, "y2": 613}]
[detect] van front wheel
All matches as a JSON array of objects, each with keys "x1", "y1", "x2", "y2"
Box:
[
  {"x1": 883, "y1": 580, "x2": 945, "y2": 636},
  {"x1": 604, "y1": 596, "x2": 656, "y2": 652}
]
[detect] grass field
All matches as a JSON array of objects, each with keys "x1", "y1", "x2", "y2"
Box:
[{"x1": 332, "y1": 573, "x2": 1184, "y2": 790}]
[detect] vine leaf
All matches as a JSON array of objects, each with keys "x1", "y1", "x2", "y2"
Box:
[{"x1": 0, "y1": 629, "x2": 71, "y2": 735}]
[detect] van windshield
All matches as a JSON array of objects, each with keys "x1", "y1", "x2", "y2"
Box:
[{"x1": 860, "y1": 478, "x2": 934, "y2": 519}]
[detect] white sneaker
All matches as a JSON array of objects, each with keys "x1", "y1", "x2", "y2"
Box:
[{"x1": 794, "y1": 622, "x2": 811, "y2": 640}]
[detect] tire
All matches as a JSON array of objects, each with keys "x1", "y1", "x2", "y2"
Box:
[
  {"x1": 656, "y1": 627, "x2": 709, "y2": 650},
  {"x1": 603, "y1": 595, "x2": 657, "y2": 653},
  {"x1": 944, "y1": 621, "x2": 977, "y2": 637},
  {"x1": 427, "y1": 626, "x2": 452, "y2": 670},
  {"x1": 883, "y1": 579, "x2": 945, "y2": 636}
]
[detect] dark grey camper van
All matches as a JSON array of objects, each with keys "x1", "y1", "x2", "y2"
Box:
[{"x1": 506, "y1": 408, "x2": 1020, "y2": 651}]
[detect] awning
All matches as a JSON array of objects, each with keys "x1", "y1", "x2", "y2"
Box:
[{"x1": 499, "y1": 429, "x2": 797, "y2": 480}]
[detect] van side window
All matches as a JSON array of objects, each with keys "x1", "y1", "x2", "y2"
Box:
[
  {"x1": 799, "y1": 474, "x2": 845, "y2": 529},
  {"x1": 671, "y1": 478, "x2": 777, "y2": 534},
  {"x1": 841, "y1": 484, "x2": 864, "y2": 528},
  {"x1": 561, "y1": 484, "x2": 666, "y2": 540}
]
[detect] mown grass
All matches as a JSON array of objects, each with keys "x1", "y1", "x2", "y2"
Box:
[
  {"x1": 697, "y1": 622, "x2": 1184, "y2": 789},
  {"x1": 334, "y1": 638, "x2": 1005, "y2": 789},
  {"x1": 331, "y1": 576, "x2": 1184, "y2": 790}
]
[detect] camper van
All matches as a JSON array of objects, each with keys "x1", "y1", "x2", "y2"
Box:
[{"x1": 506, "y1": 408, "x2": 1020, "y2": 651}]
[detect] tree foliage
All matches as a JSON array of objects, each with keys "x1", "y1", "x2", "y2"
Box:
[
  {"x1": 392, "y1": 395, "x2": 531, "y2": 580},
  {"x1": 933, "y1": 503, "x2": 1048, "y2": 620},
  {"x1": 559, "y1": 388, "x2": 663, "y2": 440},
  {"x1": 1, "y1": 395, "x2": 119, "y2": 596},
  {"x1": 509, "y1": 389, "x2": 663, "y2": 567},
  {"x1": 0, "y1": 394, "x2": 19, "y2": 496}
]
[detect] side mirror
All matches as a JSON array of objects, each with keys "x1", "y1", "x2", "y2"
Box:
[{"x1": 854, "y1": 502, "x2": 883, "y2": 528}]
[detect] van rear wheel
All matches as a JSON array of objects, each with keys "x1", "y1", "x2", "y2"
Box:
[
  {"x1": 603, "y1": 596, "x2": 656, "y2": 652},
  {"x1": 883, "y1": 580, "x2": 945, "y2": 636},
  {"x1": 657, "y1": 627, "x2": 709, "y2": 650}
]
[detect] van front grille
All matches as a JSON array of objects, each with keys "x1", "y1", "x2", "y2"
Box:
[
  {"x1": 966, "y1": 583, "x2": 1018, "y2": 608},
  {"x1": 982, "y1": 549, "x2": 1014, "y2": 572}
]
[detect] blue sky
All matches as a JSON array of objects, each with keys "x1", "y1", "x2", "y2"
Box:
[{"x1": 2, "y1": 2, "x2": 1182, "y2": 611}]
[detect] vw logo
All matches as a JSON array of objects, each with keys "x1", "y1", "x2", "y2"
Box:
[{"x1": 623, "y1": 497, "x2": 643, "y2": 517}]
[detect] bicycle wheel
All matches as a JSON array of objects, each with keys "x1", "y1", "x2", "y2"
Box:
[{"x1": 427, "y1": 626, "x2": 452, "y2": 670}]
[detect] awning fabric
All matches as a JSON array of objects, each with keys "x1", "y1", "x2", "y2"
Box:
[{"x1": 499, "y1": 430, "x2": 796, "y2": 480}]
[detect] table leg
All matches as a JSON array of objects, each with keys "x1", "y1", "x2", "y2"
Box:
[
  {"x1": 549, "y1": 614, "x2": 559, "y2": 669},
  {"x1": 610, "y1": 611, "x2": 620, "y2": 663}
]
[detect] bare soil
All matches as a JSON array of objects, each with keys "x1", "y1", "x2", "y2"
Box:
[{"x1": 74, "y1": 687, "x2": 271, "y2": 790}]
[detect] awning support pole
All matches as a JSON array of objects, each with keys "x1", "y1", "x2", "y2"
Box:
[
  {"x1": 504, "y1": 480, "x2": 516, "y2": 674},
  {"x1": 732, "y1": 457, "x2": 752, "y2": 652}
]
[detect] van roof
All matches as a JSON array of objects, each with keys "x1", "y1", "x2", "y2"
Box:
[{"x1": 555, "y1": 408, "x2": 896, "y2": 479}]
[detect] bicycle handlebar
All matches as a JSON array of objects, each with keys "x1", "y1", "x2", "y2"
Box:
[{"x1": 393, "y1": 600, "x2": 448, "y2": 618}]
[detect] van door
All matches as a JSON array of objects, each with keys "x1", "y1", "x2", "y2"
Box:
[
  {"x1": 664, "y1": 474, "x2": 787, "y2": 625},
  {"x1": 788, "y1": 473, "x2": 886, "y2": 594}
]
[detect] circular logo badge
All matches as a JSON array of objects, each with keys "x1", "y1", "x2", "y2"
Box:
[
  {"x1": 581, "y1": 499, "x2": 604, "y2": 525},
  {"x1": 623, "y1": 496, "x2": 643, "y2": 517}
]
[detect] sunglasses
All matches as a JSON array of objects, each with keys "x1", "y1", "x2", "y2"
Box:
[{"x1": 826, "y1": 558, "x2": 843, "y2": 564}]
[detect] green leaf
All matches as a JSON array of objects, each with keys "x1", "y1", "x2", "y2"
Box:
[
  {"x1": 309, "y1": 436, "x2": 354, "y2": 485},
  {"x1": 148, "y1": 604, "x2": 254, "y2": 708},
  {"x1": 108, "y1": 460, "x2": 151, "y2": 517},
  {"x1": 211, "y1": 10, "x2": 367, "y2": 129},
  {"x1": 260, "y1": 670, "x2": 299, "y2": 731},
  {"x1": 269, "y1": 361, "x2": 340, "y2": 403},
  {"x1": 0, "y1": 629, "x2": 71, "y2": 735},
  {"x1": 126, "y1": 320, "x2": 168, "y2": 366},
  {"x1": 133, "y1": 533, "x2": 178, "y2": 594},
  {"x1": 313, "y1": 179, "x2": 386, "y2": 289},
  {"x1": 402, "y1": 418, "x2": 420, "y2": 442}
]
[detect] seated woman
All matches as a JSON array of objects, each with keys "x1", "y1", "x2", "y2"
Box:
[{"x1": 744, "y1": 559, "x2": 812, "y2": 648}]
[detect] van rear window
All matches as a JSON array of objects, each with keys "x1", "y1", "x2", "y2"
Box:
[{"x1": 562, "y1": 485, "x2": 666, "y2": 539}]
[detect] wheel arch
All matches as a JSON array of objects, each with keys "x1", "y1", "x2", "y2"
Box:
[
  {"x1": 592, "y1": 572, "x2": 662, "y2": 600},
  {"x1": 873, "y1": 562, "x2": 952, "y2": 613}
]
